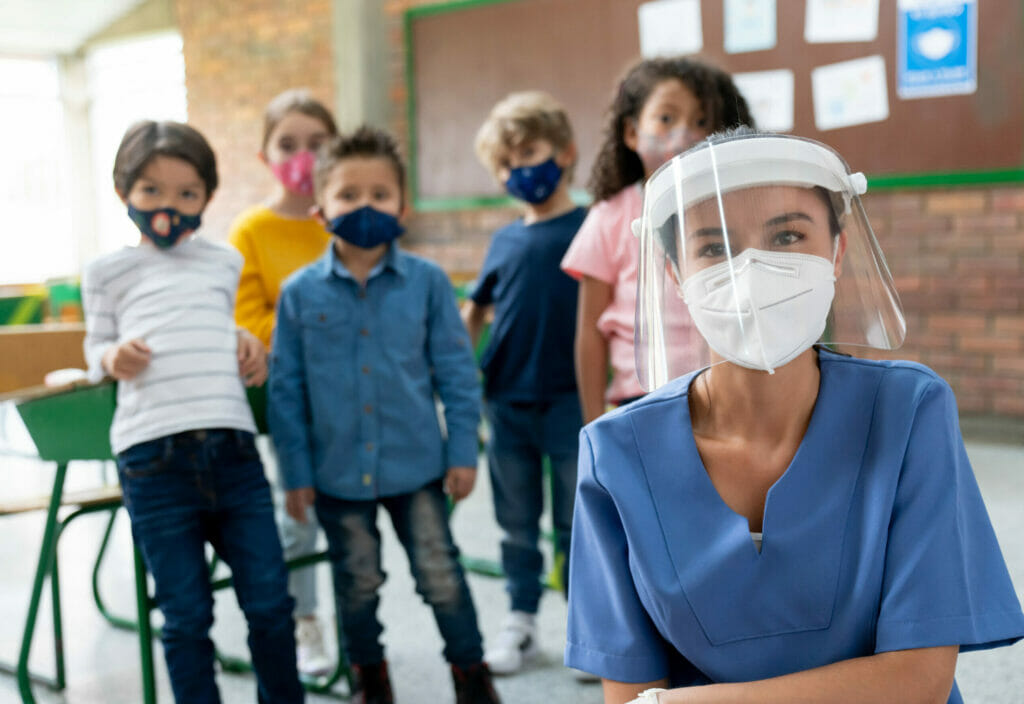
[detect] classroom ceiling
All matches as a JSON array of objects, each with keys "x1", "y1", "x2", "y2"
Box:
[{"x1": 0, "y1": 0, "x2": 146, "y2": 55}]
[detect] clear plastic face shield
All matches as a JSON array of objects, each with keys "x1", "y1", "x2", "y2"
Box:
[{"x1": 635, "y1": 133, "x2": 905, "y2": 390}]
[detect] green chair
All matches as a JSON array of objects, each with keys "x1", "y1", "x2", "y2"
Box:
[{"x1": 7, "y1": 382, "x2": 351, "y2": 703}]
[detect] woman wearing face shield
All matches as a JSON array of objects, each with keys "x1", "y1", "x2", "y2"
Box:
[{"x1": 564, "y1": 129, "x2": 1024, "y2": 704}]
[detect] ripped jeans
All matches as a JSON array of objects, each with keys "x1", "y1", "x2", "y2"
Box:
[{"x1": 315, "y1": 479, "x2": 484, "y2": 667}]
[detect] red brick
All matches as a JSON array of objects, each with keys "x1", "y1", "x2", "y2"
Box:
[
  {"x1": 926, "y1": 314, "x2": 988, "y2": 334},
  {"x1": 991, "y1": 188, "x2": 1024, "y2": 212},
  {"x1": 957, "y1": 335, "x2": 1023, "y2": 354},
  {"x1": 925, "y1": 191, "x2": 987, "y2": 214}
]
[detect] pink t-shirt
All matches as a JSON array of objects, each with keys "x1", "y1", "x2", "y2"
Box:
[{"x1": 561, "y1": 184, "x2": 701, "y2": 402}]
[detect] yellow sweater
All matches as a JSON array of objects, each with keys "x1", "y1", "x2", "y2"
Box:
[{"x1": 228, "y1": 205, "x2": 331, "y2": 347}]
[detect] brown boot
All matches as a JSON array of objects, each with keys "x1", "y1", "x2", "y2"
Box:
[
  {"x1": 451, "y1": 662, "x2": 502, "y2": 704},
  {"x1": 351, "y1": 660, "x2": 394, "y2": 704}
]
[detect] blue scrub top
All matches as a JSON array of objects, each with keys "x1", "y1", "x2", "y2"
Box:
[{"x1": 565, "y1": 350, "x2": 1024, "y2": 702}]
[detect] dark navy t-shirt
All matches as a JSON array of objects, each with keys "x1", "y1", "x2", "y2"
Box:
[{"x1": 470, "y1": 207, "x2": 586, "y2": 402}]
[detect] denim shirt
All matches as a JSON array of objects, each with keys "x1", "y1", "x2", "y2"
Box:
[{"x1": 269, "y1": 243, "x2": 481, "y2": 500}]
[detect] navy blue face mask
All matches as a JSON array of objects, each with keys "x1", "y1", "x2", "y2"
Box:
[
  {"x1": 326, "y1": 205, "x2": 405, "y2": 249},
  {"x1": 504, "y1": 157, "x2": 564, "y2": 204},
  {"x1": 127, "y1": 204, "x2": 201, "y2": 249}
]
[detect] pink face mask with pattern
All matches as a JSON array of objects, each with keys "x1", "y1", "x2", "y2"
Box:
[
  {"x1": 635, "y1": 126, "x2": 706, "y2": 176},
  {"x1": 270, "y1": 150, "x2": 316, "y2": 196}
]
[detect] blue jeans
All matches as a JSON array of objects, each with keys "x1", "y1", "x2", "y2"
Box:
[
  {"x1": 117, "y1": 429, "x2": 304, "y2": 704},
  {"x1": 484, "y1": 393, "x2": 582, "y2": 613},
  {"x1": 315, "y1": 480, "x2": 484, "y2": 667}
]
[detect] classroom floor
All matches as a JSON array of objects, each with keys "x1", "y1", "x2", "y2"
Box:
[{"x1": 1, "y1": 406, "x2": 1022, "y2": 704}]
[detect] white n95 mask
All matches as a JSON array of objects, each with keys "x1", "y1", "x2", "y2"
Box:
[{"x1": 680, "y1": 248, "x2": 836, "y2": 374}]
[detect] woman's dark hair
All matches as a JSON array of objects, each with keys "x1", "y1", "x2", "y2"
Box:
[
  {"x1": 113, "y1": 120, "x2": 218, "y2": 197},
  {"x1": 314, "y1": 125, "x2": 407, "y2": 205},
  {"x1": 262, "y1": 88, "x2": 338, "y2": 151},
  {"x1": 589, "y1": 56, "x2": 754, "y2": 203}
]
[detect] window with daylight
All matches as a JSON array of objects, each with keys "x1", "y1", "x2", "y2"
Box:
[
  {"x1": 0, "y1": 56, "x2": 73, "y2": 285},
  {"x1": 87, "y1": 30, "x2": 188, "y2": 256}
]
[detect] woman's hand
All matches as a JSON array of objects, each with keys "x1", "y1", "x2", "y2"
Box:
[
  {"x1": 236, "y1": 328, "x2": 268, "y2": 386},
  {"x1": 102, "y1": 339, "x2": 151, "y2": 380}
]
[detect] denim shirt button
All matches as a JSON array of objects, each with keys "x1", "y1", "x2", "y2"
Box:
[
  {"x1": 365, "y1": 442, "x2": 374, "y2": 452},
  {"x1": 362, "y1": 474, "x2": 372, "y2": 486}
]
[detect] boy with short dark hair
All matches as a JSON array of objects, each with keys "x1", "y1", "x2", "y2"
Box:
[
  {"x1": 83, "y1": 119, "x2": 303, "y2": 703},
  {"x1": 463, "y1": 92, "x2": 586, "y2": 675},
  {"x1": 268, "y1": 126, "x2": 501, "y2": 704}
]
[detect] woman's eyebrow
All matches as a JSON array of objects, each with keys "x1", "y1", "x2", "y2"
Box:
[
  {"x1": 765, "y1": 211, "x2": 814, "y2": 227},
  {"x1": 686, "y1": 226, "x2": 724, "y2": 239}
]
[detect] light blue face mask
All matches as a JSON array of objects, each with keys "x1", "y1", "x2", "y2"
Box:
[
  {"x1": 326, "y1": 205, "x2": 405, "y2": 249},
  {"x1": 127, "y1": 204, "x2": 201, "y2": 249},
  {"x1": 504, "y1": 157, "x2": 564, "y2": 204}
]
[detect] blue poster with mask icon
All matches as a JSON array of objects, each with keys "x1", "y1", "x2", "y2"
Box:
[{"x1": 897, "y1": 0, "x2": 976, "y2": 99}]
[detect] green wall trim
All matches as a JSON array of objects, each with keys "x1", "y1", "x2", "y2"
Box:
[
  {"x1": 406, "y1": 0, "x2": 518, "y2": 21},
  {"x1": 866, "y1": 169, "x2": 1024, "y2": 190}
]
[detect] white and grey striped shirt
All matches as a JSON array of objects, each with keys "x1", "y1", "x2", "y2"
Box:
[{"x1": 82, "y1": 236, "x2": 256, "y2": 454}]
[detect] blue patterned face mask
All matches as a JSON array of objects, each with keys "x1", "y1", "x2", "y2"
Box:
[
  {"x1": 127, "y1": 204, "x2": 201, "y2": 249},
  {"x1": 505, "y1": 157, "x2": 564, "y2": 204},
  {"x1": 327, "y1": 205, "x2": 405, "y2": 249}
]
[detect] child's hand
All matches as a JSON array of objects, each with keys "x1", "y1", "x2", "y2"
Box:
[
  {"x1": 102, "y1": 339, "x2": 151, "y2": 380},
  {"x1": 286, "y1": 487, "x2": 315, "y2": 522},
  {"x1": 236, "y1": 328, "x2": 268, "y2": 387},
  {"x1": 444, "y1": 466, "x2": 477, "y2": 502}
]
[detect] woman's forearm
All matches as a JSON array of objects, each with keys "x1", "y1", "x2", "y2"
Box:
[{"x1": 661, "y1": 647, "x2": 958, "y2": 704}]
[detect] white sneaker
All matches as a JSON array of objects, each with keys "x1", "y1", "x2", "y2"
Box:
[
  {"x1": 295, "y1": 616, "x2": 332, "y2": 677},
  {"x1": 484, "y1": 611, "x2": 539, "y2": 675}
]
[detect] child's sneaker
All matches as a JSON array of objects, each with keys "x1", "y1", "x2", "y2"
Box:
[
  {"x1": 483, "y1": 611, "x2": 539, "y2": 674},
  {"x1": 351, "y1": 660, "x2": 394, "y2": 704},
  {"x1": 451, "y1": 662, "x2": 502, "y2": 704},
  {"x1": 295, "y1": 616, "x2": 332, "y2": 677}
]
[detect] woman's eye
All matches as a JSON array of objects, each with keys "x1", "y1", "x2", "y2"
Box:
[
  {"x1": 697, "y1": 242, "x2": 726, "y2": 258},
  {"x1": 142, "y1": 185, "x2": 158, "y2": 195},
  {"x1": 373, "y1": 189, "x2": 391, "y2": 201},
  {"x1": 308, "y1": 138, "x2": 324, "y2": 152},
  {"x1": 695, "y1": 116, "x2": 708, "y2": 128},
  {"x1": 658, "y1": 113, "x2": 674, "y2": 125},
  {"x1": 772, "y1": 230, "x2": 804, "y2": 246},
  {"x1": 278, "y1": 138, "x2": 296, "y2": 152}
]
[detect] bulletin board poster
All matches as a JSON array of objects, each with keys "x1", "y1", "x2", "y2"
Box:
[{"x1": 897, "y1": 0, "x2": 977, "y2": 99}]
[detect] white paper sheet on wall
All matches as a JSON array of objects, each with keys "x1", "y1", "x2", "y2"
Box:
[
  {"x1": 724, "y1": 0, "x2": 776, "y2": 54},
  {"x1": 805, "y1": 0, "x2": 879, "y2": 43},
  {"x1": 811, "y1": 55, "x2": 889, "y2": 130},
  {"x1": 638, "y1": 0, "x2": 703, "y2": 58},
  {"x1": 733, "y1": 69, "x2": 794, "y2": 132}
]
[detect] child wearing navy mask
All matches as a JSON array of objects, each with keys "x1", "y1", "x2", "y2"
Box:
[
  {"x1": 268, "y1": 126, "x2": 501, "y2": 704},
  {"x1": 82, "y1": 120, "x2": 303, "y2": 703},
  {"x1": 462, "y1": 91, "x2": 586, "y2": 676}
]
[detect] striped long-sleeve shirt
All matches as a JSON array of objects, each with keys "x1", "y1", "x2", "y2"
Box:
[{"x1": 82, "y1": 236, "x2": 256, "y2": 454}]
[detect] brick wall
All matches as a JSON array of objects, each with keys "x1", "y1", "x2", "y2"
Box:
[
  {"x1": 866, "y1": 188, "x2": 1024, "y2": 425},
  {"x1": 172, "y1": 0, "x2": 336, "y2": 238}
]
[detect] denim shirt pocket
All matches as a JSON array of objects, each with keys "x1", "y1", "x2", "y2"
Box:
[{"x1": 299, "y1": 306, "x2": 352, "y2": 362}]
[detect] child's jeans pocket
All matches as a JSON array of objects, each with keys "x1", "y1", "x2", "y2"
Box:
[{"x1": 117, "y1": 437, "x2": 172, "y2": 478}]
